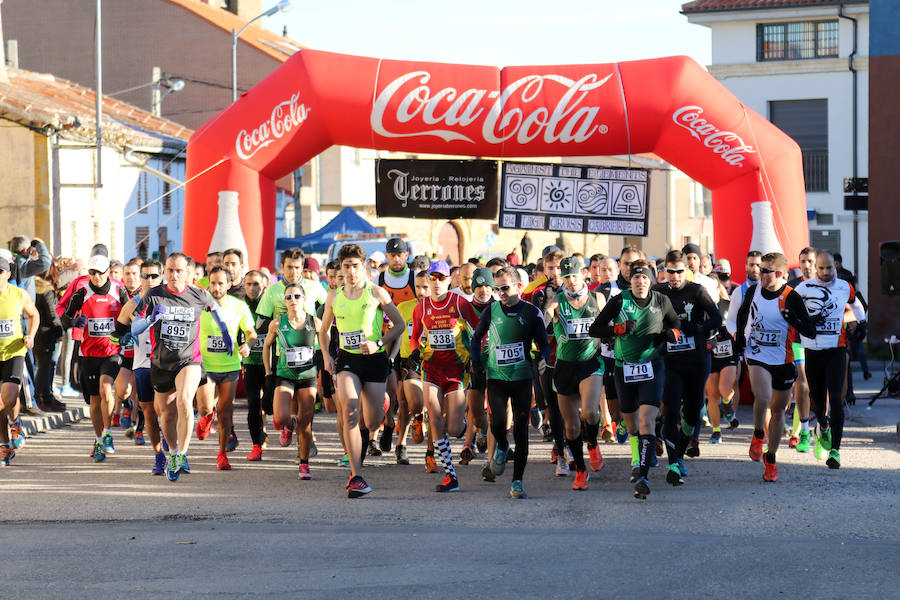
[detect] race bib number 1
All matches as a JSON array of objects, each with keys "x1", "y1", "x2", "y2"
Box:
[
  {"x1": 0, "y1": 319, "x2": 14, "y2": 339},
  {"x1": 340, "y1": 330, "x2": 363, "y2": 351},
  {"x1": 88, "y1": 317, "x2": 115, "y2": 338},
  {"x1": 623, "y1": 361, "x2": 654, "y2": 383},
  {"x1": 285, "y1": 346, "x2": 314, "y2": 369},
  {"x1": 496, "y1": 342, "x2": 525, "y2": 366}
]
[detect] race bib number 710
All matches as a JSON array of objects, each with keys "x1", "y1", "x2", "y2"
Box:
[{"x1": 623, "y1": 361, "x2": 654, "y2": 383}]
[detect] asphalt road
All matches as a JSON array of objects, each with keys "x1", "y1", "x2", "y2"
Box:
[{"x1": 3, "y1": 375, "x2": 899, "y2": 599}]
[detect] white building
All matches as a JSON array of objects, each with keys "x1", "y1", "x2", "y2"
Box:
[{"x1": 683, "y1": 0, "x2": 869, "y2": 293}]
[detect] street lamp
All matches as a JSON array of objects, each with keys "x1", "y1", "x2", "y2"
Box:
[
  {"x1": 232, "y1": 0, "x2": 292, "y2": 102},
  {"x1": 107, "y1": 68, "x2": 186, "y2": 117}
]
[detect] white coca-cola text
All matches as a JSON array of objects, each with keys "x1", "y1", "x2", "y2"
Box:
[
  {"x1": 371, "y1": 71, "x2": 613, "y2": 145},
  {"x1": 672, "y1": 106, "x2": 755, "y2": 167},
  {"x1": 235, "y1": 92, "x2": 310, "y2": 160}
]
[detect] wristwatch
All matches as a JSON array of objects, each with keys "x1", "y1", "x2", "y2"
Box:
[{"x1": 376, "y1": 339, "x2": 384, "y2": 348}]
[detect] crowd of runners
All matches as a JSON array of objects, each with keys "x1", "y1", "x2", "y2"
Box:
[{"x1": 0, "y1": 237, "x2": 868, "y2": 500}]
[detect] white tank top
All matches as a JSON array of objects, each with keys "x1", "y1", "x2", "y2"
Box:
[
  {"x1": 745, "y1": 284, "x2": 794, "y2": 366},
  {"x1": 794, "y1": 277, "x2": 853, "y2": 351}
]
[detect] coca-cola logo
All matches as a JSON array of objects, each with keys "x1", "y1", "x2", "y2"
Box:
[
  {"x1": 235, "y1": 92, "x2": 310, "y2": 160},
  {"x1": 672, "y1": 106, "x2": 755, "y2": 167},
  {"x1": 371, "y1": 71, "x2": 613, "y2": 145}
]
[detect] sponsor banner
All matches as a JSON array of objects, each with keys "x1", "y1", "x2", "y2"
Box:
[
  {"x1": 499, "y1": 162, "x2": 650, "y2": 236},
  {"x1": 375, "y1": 159, "x2": 499, "y2": 219}
]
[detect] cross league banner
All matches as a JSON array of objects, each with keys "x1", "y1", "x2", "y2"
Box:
[
  {"x1": 375, "y1": 159, "x2": 499, "y2": 219},
  {"x1": 499, "y1": 162, "x2": 650, "y2": 235}
]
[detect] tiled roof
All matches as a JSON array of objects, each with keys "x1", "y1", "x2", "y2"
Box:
[
  {"x1": 0, "y1": 67, "x2": 192, "y2": 151},
  {"x1": 164, "y1": 0, "x2": 305, "y2": 62},
  {"x1": 682, "y1": 0, "x2": 867, "y2": 13}
]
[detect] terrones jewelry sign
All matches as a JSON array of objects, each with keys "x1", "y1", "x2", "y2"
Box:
[
  {"x1": 499, "y1": 162, "x2": 650, "y2": 236},
  {"x1": 375, "y1": 159, "x2": 499, "y2": 219}
]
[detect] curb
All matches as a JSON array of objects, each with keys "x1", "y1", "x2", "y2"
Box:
[{"x1": 20, "y1": 406, "x2": 88, "y2": 436}]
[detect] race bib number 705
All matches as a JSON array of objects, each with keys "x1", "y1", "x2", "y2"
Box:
[{"x1": 496, "y1": 342, "x2": 525, "y2": 366}]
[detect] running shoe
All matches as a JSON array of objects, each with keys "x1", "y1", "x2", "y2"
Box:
[
  {"x1": 826, "y1": 449, "x2": 841, "y2": 469},
  {"x1": 481, "y1": 463, "x2": 496, "y2": 482},
  {"x1": 176, "y1": 453, "x2": 191, "y2": 474},
  {"x1": 246, "y1": 444, "x2": 263, "y2": 461},
  {"x1": 162, "y1": 435, "x2": 169, "y2": 452},
  {"x1": 724, "y1": 411, "x2": 738, "y2": 429},
  {"x1": 685, "y1": 439, "x2": 700, "y2": 458},
  {"x1": 616, "y1": 422, "x2": 629, "y2": 444},
  {"x1": 226, "y1": 430, "x2": 239, "y2": 452},
  {"x1": 749, "y1": 435, "x2": 764, "y2": 462},
  {"x1": 298, "y1": 464, "x2": 312, "y2": 480},
  {"x1": 310, "y1": 439, "x2": 318, "y2": 458},
  {"x1": 112, "y1": 412, "x2": 121, "y2": 427},
  {"x1": 788, "y1": 435, "x2": 799, "y2": 448},
  {"x1": 196, "y1": 412, "x2": 214, "y2": 440},
  {"x1": 367, "y1": 440, "x2": 382, "y2": 457},
  {"x1": 10, "y1": 420, "x2": 25, "y2": 449},
  {"x1": 134, "y1": 430, "x2": 145, "y2": 446},
  {"x1": 509, "y1": 480, "x2": 527, "y2": 499},
  {"x1": 280, "y1": 418, "x2": 295, "y2": 447},
  {"x1": 666, "y1": 464, "x2": 684, "y2": 486},
  {"x1": 601, "y1": 423, "x2": 614, "y2": 443},
  {"x1": 152, "y1": 451, "x2": 166, "y2": 475},
  {"x1": 92, "y1": 440, "x2": 107, "y2": 462},
  {"x1": 347, "y1": 475, "x2": 372, "y2": 498},
  {"x1": 796, "y1": 430, "x2": 811, "y2": 453},
  {"x1": 1, "y1": 445, "x2": 14, "y2": 466},
  {"x1": 459, "y1": 444, "x2": 475, "y2": 465},
  {"x1": 588, "y1": 445, "x2": 604, "y2": 471},
  {"x1": 549, "y1": 445, "x2": 559, "y2": 464},
  {"x1": 274, "y1": 418, "x2": 283, "y2": 431},
  {"x1": 541, "y1": 423, "x2": 552, "y2": 442},
  {"x1": 633, "y1": 477, "x2": 651, "y2": 499},
  {"x1": 261, "y1": 432, "x2": 269, "y2": 449},
  {"x1": 572, "y1": 470, "x2": 589, "y2": 491},
  {"x1": 216, "y1": 451, "x2": 231, "y2": 471},
  {"x1": 379, "y1": 427, "x2": 393, "y2": 452},
  {"x1": 411, "y1": 416, "x2": 425, "y2": 444},
  {"x1": 101, "y1": 431, "x2": 115, "y2": 454},
  {"x1": 121, "y1": 408, "x2": 132, "y2": 430},
  {"x1": 475, "y1": 431, "x2": 487, "y2": 454},
  {"x1": 166, "y1": 453, "x2": 179, "y2": 482},
  {"x1": 124, "y1": 425, "x2": 135, "y2": 440},
  {"x1": 630, "y1": 466, "x2": 640, "y2": 483},
  {"x1": 530, "y1": 406, "x2": 543, "y2": 429},
  {"x1": 709, "y1": 431, "x2": 722, "y2": 444},
  {"x1": 555, "y1": 456, "x2": 570, "y2": 477},
  {"x1": 814, "y1": 428, "x2": 832, "y2": 461},
  {"x1": 395, "y1": 445, "x2": 409, "y2": 465},
  {"x1": 435, "y1": 475, "x2": 459, "y2": 493},
  {"x1": 490, "y1": 446, "x2": 509, "y2": 476},
  {"x1": 425, "y1": 454, "x2": 439, "y2": 473},
  {"x1": 763, "y1": 457, "x2": 778, "y2": 482},
  {"x1": 675, "y1": 458, "x2": 688, "y2": 477},
  {"x1": 655, "y1": 437, "x2": 664, "y2": 457}
]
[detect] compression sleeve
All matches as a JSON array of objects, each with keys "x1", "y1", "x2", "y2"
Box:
[
  {"x1": 588, "y1": 294, "x2": 624, "y2": 338},
  {"x1": 784, "y1": 289, "x2": 818, "y2": 339},
  {"x1": 735, "y1": 284, "x2": 756, "y2": 349},
  {"x1": 469, "y1": 306, "x2": 492, "y2": 366},
  {"x1": 531, "y1": 306, "x2": 551, "y2": 362},
  {"x1": 725, "y1": 285, "x2": 743, "y2": 337},
  {"x1": 695, "y1": 287, "x2": 723, "y2": 336}
]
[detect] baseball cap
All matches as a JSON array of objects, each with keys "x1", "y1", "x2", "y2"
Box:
[
  {"x1": 369, "y1": 251, "x2": 386, "y2": 265},
  {"x1": 560, "y1": 256, "x2": 585, "y2": 277},
  {"x1": 427, "y1": 260, "x2": 450, "y2": 277},
  {"x1": 472, "y1": 267, "x2": 494, "y2": 288},
  {"x1": 713, "y1": 258, "x2": 732, "y2": 274},
  {"x1": 0, "y1": 256, "x2": 10, "y2": 272},
  {"x1": 542, "y1": 245, "x2": 562, "y2": 258},
  {"x1": 303, "y1": 257, "x2": 320, "y2": 273},
  {"x1": 87, "y1": 254, "x2": 110, "y2": 273},
  {"x1": 386, "y1": 238, "x2": 408, "y2": 253}
]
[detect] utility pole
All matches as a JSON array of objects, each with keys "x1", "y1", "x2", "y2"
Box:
[{"x1": 150, "y1": 66, "x2": 162, "y2": 117}]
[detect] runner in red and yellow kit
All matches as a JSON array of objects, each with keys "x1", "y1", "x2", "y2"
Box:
[{"x1": 409, "y1": 260, "x2": 480, "y2": 493}]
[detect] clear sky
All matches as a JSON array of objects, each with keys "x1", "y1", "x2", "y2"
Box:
[{"x1": 263, "y1": 0, "x2": 711, "y2": 67}]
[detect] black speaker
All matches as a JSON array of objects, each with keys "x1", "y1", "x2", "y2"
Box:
[{"x1": 881, "y1": 241, "x2": 900, "y2": 295}]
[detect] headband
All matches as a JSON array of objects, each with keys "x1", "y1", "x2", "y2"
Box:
[{"x1": 631, "y1": 266, "x2": 654, "y2": 280}]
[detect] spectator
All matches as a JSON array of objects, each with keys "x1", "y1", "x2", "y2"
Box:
[
  {"x1": 520, "y1": 232, "x2": 532, "y2": 264},
  {"x1": 33, "y1": 273, "x2": 65, "y2": 412},
  {"x1": 8, "y1": 235, "x2": 52, "y2": 300},
  {"x1": 506, "y1": 248, "x2": 521, "y2": 266}
]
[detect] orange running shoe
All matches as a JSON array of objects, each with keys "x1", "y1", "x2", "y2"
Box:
[
  {"x1": 763, "y1": 457, "x2": 778, "y2": 482},
  {"x1": 572, "y1": 470, "x2": 589, "y2": 491},
  {"x1": 424, "y1": 454, "x2": 439, "y2": 473},
  {"x1": 788, "y1": 435, "x2": 799, "y2": 448},
  {"x1": 246, "y1": 444, "x2": 263, "y2": 461},
  {"x1": 588, "y1": 445, "x2": 605, "y2": 471},
  {"x1": 411, "y1": 416, "x2": 424, "y2": 444},
  {"x1": 216, "y1": 451, "x2": 231, "y2": 471},
  {"x1": 196, "y1": 412, "x2": 214, "y2": 440},
  {"x1": 749, "y1": 435, "x2": 764, "y2": 462}
]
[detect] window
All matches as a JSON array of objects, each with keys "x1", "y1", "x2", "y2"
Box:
[
  {"x1": 136, "y1": 226, "x2": 150, "y2": 259},
  {"x1": 137, "y1": 172, "x2": 148, "y2": 214},
  {"x1": 810, "y1": 229, "x2": 841, "y2": 257},
  {"x1": 162, "y1": 164, "x2": 172, "y2": 214},
  {"x1": 692, "y1": 186, "x2": 712, "y2": 218},
  {"x1": 757, "y1": 20, "x2": 838, "y2": 61},
  {"x1": 769, "y1": 99, "x2": 828, "y2": 192}
]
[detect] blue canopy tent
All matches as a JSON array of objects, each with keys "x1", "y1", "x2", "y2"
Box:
[{"x1": 275, "y1": 207, "x2": 381, "y2": 253}]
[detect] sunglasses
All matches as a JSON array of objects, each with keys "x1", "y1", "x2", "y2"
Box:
[
  {"x1": 88, "y1": 270, "x2": 105, "y2": 276},
  {"x1": 284, "y1": 293, "x2": 304, "y2": 300},
  {"x1": 429, "y1": 273, "x2": 448, "y2": 281},
  {"x1": 759, "y1": 267, "x2": 781, "y2": 274},
  {"x1": 495, "y1": 284, "x2": 513, "y2": 293},
  {"x1": 666, "y1": 268, "x2": 685, "y2": 274},
  {"x1": 141, "y1": 273, "x2": 161, "y2": 279}
]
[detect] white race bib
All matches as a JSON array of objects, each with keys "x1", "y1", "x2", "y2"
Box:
[
  {"x1": 666, "y1": 335, "x2": 695, "y2": 353},
  {"x1": 496, "y1": 342, "x2": 525, "y2": 366},
  {"x1": 0, "y1": 318, "x2": 15, "y2": 339},
  {"x1": 285, "y1": 346, "x2": 314, "y2": 369},
  {"x1": 816, "y1": 318, "x2": 842, "y2": 335},
  {"x1": 340, "y1": 329, "x2": 364, "y2": 351},
  {"x1": 565, "y1": 317, "x2": 593, "y2": 340},
  {"x1": 407, "y1": 321, "x2": 414, "y2": 340},
  {"x1": 87, "y1": 317, "x2": 115, "y2": 338},
  {"x1": 160, "y1": 320, "x2": 191, "y2": 345},
  {"x1": 428, "y1": 329, "x2": 456, "y2": 351},
  {"x1": 250, "y1": 335, "x2": 266, "y2": 352},
  {"x1": 206, "y1": 335, "x2": 228, "y2": 353},
  {"x1": 623, "y1": 361, "x2": 654, "y2": 383},
  {"x1": 712, "y1": 339, "x2": 733, "y2": 358},
  {"x1": 751, "y1": 328, "x2": 782, "y2": 347}
]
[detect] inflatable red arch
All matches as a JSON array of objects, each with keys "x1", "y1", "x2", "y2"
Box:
[{"x1": 184, "y1": 50, "x2": 808, "y2": 279}]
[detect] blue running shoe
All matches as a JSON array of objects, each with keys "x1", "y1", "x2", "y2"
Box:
[
  {"x1": 225, "y1": 430, "x2": 239, "y2": 452},
  {"x1": 166, "y1": 453, "x2": 179, "y2": 481},
  {"x1": 509, "y1": 480, "x2": 527, "y2": 499},
  {"x1": 120, "y1": 407, "x2": 132, "y2": 430},
  {"x1": 10, "y1": 419, "x2": 25, "y2": 449},
  {"x1": 1, "y1": 445, "x2": 16, "y2": 466},
  {"x1": 490, "y1": 445, "x2": 509, "y2": 476},
  {"x1": 675, "y1": 458, "x2": 689, "y2": 477},
  {"x1": 92, "y1": 441, "x2": 106, "y2": 463},
  {"x1": 161, "y1": 435, "x2": 169, "y2": 452},
  {"x1": 152, "y1": 452, "x2": 166, "y2": 476},
  {"x1": 101, "y1": 431, "x2": 115, "y2": 454},
  {"x1": 633, "y1": 476, "x2": 651, "y2": 499},
  {"x1": 616, "y1": 422, "x2": 629, "y2": 444},
  {"x1": 176, "y1": 453, "x2": 191, "y2": 474}
]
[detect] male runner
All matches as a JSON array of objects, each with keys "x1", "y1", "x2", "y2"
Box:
[
  {"x1": 615, "y1": 246, "x2": 645, "y2": 291},
  {"x1": 593, "y1": 256, "x2": 623, "y2": 442},
  {"x1": 785, "y1": 247, "x2": 817, "y2": 451},
  {"x1": 451, "y1": 262, "x2": 476, "y2": 301},
  {"x1": 223, "y1": 248, "x2": 247, "y2": 301},
  {"x1": 682, "y1": 243, "x2": 720, "y2": 301},
  {"x1": 470, "y1": 267, "x2": 551, "y2": 499},
  {"x1": 242, "y1": 270, "x2": 270, "y2": 461},
  {"x1": 115, "y1": 259, "x2": 142, "y2": 440},
  {"x1": 318, "y1": 244, "x2": 404, "y2": 498},
  {"x1": 735, "y1": 252, "x2": 817, "y2": 482},
  {"x1": 459, "y1": 267, "x2": 494, "y2": 463},
  {"x1": 0, "y1": 257, "x2": 38, "y2": 465},
  {"x1": 724, "y1": 251, "x2": 764, "y2": 427},
  {"x1": 196, "y1": 267, "x2": 256, "y2": 471}
]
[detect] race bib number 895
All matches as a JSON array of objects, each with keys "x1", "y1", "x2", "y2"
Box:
[{"x1": 160, "y1": 320, "x2": 191, "y2": 345}]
